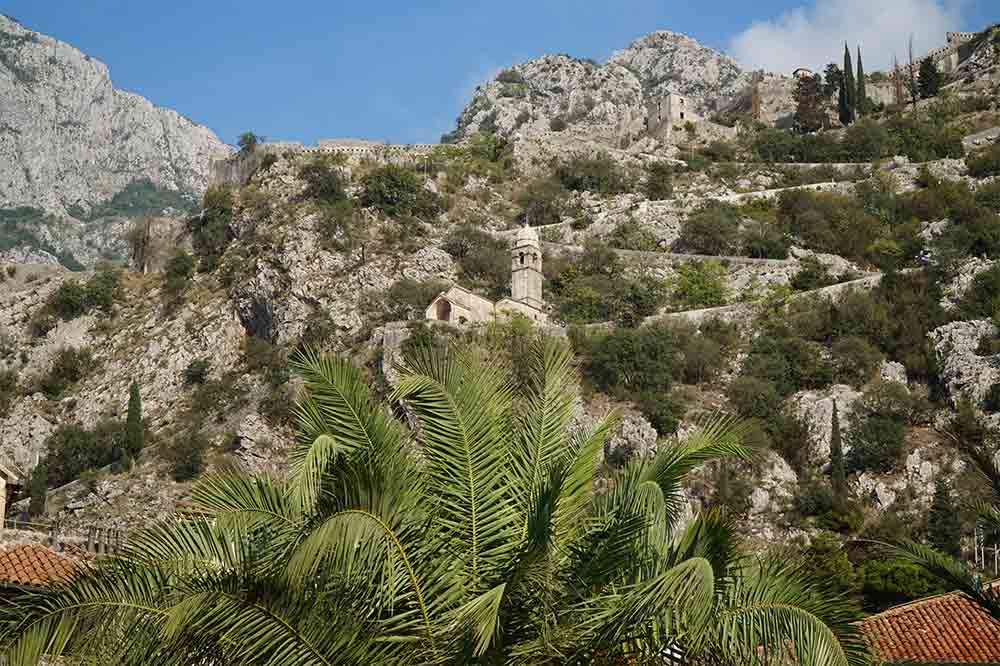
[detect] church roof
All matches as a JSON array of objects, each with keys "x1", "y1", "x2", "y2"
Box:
[{"x1": 514, "y1": 224, "x2": 539, "y2": 246}]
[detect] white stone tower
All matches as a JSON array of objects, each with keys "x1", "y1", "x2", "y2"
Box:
[{"x1": 511, "y1": 224, "x2": 543, "y2": 309}]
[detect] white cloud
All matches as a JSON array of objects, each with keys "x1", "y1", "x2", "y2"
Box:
[{"x1": 729, "y1": 0, "x2": 963, "y2": 74}]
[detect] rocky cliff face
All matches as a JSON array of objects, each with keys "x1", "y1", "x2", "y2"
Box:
[
  {"x1": 0, "y1": 15, "x2": 228, "y2": 266},
  {"x1": 451, "y1": 31, "x2": 750, "y2": 144}
]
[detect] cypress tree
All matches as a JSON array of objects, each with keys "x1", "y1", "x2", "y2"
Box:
[
  {"x1": 927, "y1": 478, "x2": 961, "y2": 557},
  {"x1": 840, "y1": 43, "x2": 856, "y2": 126},
  {"x1": 830, "y1": 400, "x2": 847, "y2": 498},
  {"x1": 856, "y1": 46, "x2": 867, "y2": 117},
  {"x1": 125, "y1": 380, "x2": 144, "y2": 459}
]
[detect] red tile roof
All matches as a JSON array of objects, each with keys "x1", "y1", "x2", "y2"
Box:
[
  {"x1": 0, "y1": 544, "x2": 79, "y2": 587},
  {"x1": 860, "y1": 590, "x2": 1000, "y2": 664}
]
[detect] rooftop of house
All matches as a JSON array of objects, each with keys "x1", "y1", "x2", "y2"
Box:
[
  {"x1": 0, "y1": 543, "x2": 80, "y2": 588},
  {"x1": 859, "y1": 590, "x2": 1000, "y2": 664}
]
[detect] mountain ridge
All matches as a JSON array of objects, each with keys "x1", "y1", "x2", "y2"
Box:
[{"x1": 0, "y1": 14, "x2": 228, "y2": 251}]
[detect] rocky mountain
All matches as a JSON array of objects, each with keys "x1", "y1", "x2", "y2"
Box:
[
  {"x1": 0, "y1": 14, "x2": 229, "y2": 266},
  {"x1": 450, "y1": 30, "x2": 750, "y2": 143}
]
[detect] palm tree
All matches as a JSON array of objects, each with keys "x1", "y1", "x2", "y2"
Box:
[{"x1": 0, "y1": 339, "x2": 868, "y2": 665}]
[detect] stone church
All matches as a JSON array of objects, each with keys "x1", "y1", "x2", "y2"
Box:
[{"x1": 425, "y1": 224, "x2": 548, "y2": 324}]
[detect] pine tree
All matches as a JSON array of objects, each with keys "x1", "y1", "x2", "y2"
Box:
[
  {"x1": 856, "y1": 46, "x2": 867, "y2": 117},
  {"x1": 840, "y1": 43, "x2": 856, "y2": 126},
  {"x1": 927, "y1": 478, "x2": 961, "y2": 557},
  {"x1": 830, "y1": 400, "x2": 847, "y2": 499},
  {"x1": 125, "y1": 380, "x2": 144, "y2": 459},
  {"x1": 918, "y1": 57, "x2": 941, "y2": 99}
]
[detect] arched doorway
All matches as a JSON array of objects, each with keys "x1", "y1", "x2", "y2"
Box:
[{"x1": 435, "y1": 299, "x2": 452, "y2": 322}]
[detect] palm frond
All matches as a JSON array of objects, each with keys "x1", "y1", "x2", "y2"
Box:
[
  {"x1": 641, "y1": 414, "x2": 750, "y2": 530},
  {"x1": 886, "y1": 539, "x2": 1000, "y2": 619},
  {"x1": 392, "y1": 343, "x2": 518, "y2": 588}
]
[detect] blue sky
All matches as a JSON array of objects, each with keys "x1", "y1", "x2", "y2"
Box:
[{"x1": 3, "y1": 0, "x2": 993, "y2": 145}]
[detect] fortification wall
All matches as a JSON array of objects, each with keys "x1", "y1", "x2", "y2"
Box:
[
  {"x1": 209, "y1": 140, "x2": 438, "y2": 187},
  {"x1": 895, "y1": 31, "x2": 977, "y2": 77}
]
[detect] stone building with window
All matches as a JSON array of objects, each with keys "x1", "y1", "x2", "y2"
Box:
[{"x1": 425, "y1": 224, "x2": 548, "y2": 325}]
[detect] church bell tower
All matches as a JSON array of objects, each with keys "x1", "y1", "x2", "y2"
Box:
[{"x1": 511, "y1": 224, "x2": 543, "y2": 309}]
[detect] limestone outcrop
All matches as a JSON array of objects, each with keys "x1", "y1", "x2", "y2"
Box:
[{"x1": 0, "y1": 15, "x2": 229, "y2": 264}]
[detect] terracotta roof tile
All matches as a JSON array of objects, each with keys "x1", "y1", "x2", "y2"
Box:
[
  {"x1": 860, "y1": 591, "x2": 1000, "y2": 663},
  {"x1": 0, "y1": 544, "x2": 79, "y2": 587}
]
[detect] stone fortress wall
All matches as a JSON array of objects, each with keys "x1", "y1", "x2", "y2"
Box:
[
  {"x1": 210, "y1": 139, "x2": 437, "y2": 187},
  {"x1": 895, "y1": 31, "x2": 978, "y2": 77}
]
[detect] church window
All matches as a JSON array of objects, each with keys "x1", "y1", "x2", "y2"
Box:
[{"x1": 519, "y1": 253, "x2": 525, "y2": 265}]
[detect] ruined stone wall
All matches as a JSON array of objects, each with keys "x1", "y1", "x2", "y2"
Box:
[{"x1": 209, "y1": 141, "x2": 437, "y2": 188}]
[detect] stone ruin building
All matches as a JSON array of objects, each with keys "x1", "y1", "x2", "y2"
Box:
[{"x1": 425, "y1": 223, "x2": 548, "y2": 325}]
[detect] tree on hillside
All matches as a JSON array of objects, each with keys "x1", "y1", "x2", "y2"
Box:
[
  {"x1": 823, "y1": 63, "x2": 843, "y2": 99},
  {"x1": 840, "y1": 43, "x2": 856, "y2": 126},
  {"x1": 0, "y1": 341, "x2": 870, "y2": 665},
  {"x1": 918, "y1": 57, "x2": 942, "y2": 99},
  {"x1": 907, "y1": 36, "x2": 920, "y2": 107},
  {"x1": 830, "y1": 400, "x2": 847, "y2": 500},
  {"x1": 856, "y1": 47, "x2": 868, "y2": 116},
  {"x1": 124, "y1": 380, "x2": 143, "y2": 460},
  {"x1": 927, "y1": 478, "x2": 961, "y2": 557},
  {"x1": 237, "y1": 131, "x2": 261, "y2": 156},
  {"x1": 794, "y1": 73, "x2": 826, "y2": 133}
]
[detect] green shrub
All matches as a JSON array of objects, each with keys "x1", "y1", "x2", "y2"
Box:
[
  {"x1": 960, "y1": 263, "x2": 1000, "y2": 319},
  {"x1": 841, "y1": 119, "x2": 891, "y2": 161},
  {"x1": 298, "y1": 154, "x2": 348, "y2": 202},
  {"x1": 671, "y1": 261, "x2": 728, "y2": 309},
  {"x1": 984, "y1": 383, "x2": 1000, "y2": 413},
  {"x1": 163, "y1": 249, "x2": 196, "y2": 297},
  {"x1": 727, "y1": 376, "x2": 782, "y2": 420},
  {"x1": 791, "y1": 256, "x2": 837, "y2": 291},
  {"x1": 376, "y1": 278, "x2": 451, "y2": 322},
  {"x1": 635, "y1": 390, "x2": 686, "y2": 436},
  {"x1": 41, "y1": 419, "x2": 124, "y2": 488},
  {"x1": 37, "y1": 347, "x2": 95, "y2": 398},
  {"x1": 860, "y1": 559, "x2": 947, "y2": 612},
  {"x1": 832, "y1": 336, "x2": 883, "y2": 386},
  {"x1": 516, "y1": 177, "x2": 567, "y2": 227},
  {"x1": 163, "y1": 430, "x2": 210, "y2": 481},
  {"x1": 546, "y1": 242, "x2": 667, "y2": 325},
  {"x1": 317, "y1": 200, "x2": 365, "y2": 253},
  {"x1": 183, "y1": 358, "x2": 211, "y2": 385},
  {"x1": 846, "y1": 410, "x2": 906, "y2": 475},
  {"x1": 741, "y1": 329, "x2": 833, "y2": 396},
  {"x1": 296, "y1": 309, "x2": 338, "y2": 352},
  {"x1": 47, "y1": 280, "x2": 88, "y2": 319},
  {"x1": 360, "y1": 165, "x2": 442, "y2": 219},
  {"x1": 701, "y1": 140, "x2": 737, "y2": 162},
  {"x1": 0, "y1": 369, "x2": 16, "y2": 417},
  {"x1": 643, "y1": 162, "x2": 673, "y2": 200},
  {"x1": 193, "y1": 186, "x2": 234, "y2": 273},
  {"x1": 574, "y1": 323, "x2": 682, "y2": 398},
  {"x1": 678, "y1": 204, "x2": 741, "y2": 255},
  {"x1": 496, "y1": 69, "x2": 524, "y2": 84},
  {"x1": 555, "y1": 153, "x2": 631, "y2": 195},
  {"x1": 607, "y1": 219, "x2": 658, "y2": 252},
  {"x1": 976, "y1": 180, "x2": 1000, "y2": 212},
  {"x1": 967, "y1": 144, "x2": 1000, "y2": 178},
  {"x1": 244, "y1": 337, "x2": 288, "y2": 388},
  {"x1": 777, "y1": 190, "x2": 880, "y2": 263},
  {"x1": 442, "y1": 224, "x2": 510, "y2": 298},
  {"x1": 28, "y1": 464, "x2": 47, "y2": 516},
  {"x1": 187, "y1": 376, "x2": 243, "y2": 424}
]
